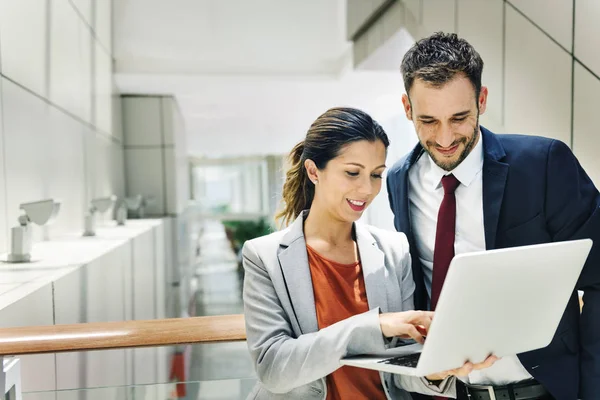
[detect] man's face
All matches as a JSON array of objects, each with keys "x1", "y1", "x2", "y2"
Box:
[{"x1": 402, "y1": 74, "x2": 488, "y2": 171}]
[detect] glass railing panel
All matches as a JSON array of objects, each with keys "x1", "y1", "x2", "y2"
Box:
[{"x1": 22, "y1": 378, "x2": 257, "y2": 400}]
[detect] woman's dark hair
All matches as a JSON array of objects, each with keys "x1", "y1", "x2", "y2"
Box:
[{"x1": 276, "y1": 107, "x2": 389, "y2": 226}]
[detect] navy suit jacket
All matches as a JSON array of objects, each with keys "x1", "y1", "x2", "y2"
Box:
[{"x1": 386, "y1": 127, "x2": 600, "y2": 400}]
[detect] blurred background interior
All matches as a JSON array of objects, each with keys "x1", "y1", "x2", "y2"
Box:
[{"x1": 0, "y1": 0, "x2": 597, "y2": 399}]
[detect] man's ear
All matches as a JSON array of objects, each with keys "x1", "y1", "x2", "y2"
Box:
[
  {"x1": 478, "y1": 86, "x2": 489, "y2": 115},
  {"x1": 402, "y1": 94, "x2": 412, "y2": 121}
]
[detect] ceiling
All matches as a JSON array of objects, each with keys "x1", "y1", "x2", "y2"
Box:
[{"x1": 113, "y1": 0, "x2": 405, "y2": 157}]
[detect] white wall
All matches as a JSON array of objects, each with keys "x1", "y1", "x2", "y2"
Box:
[
  {"x1": 0, "y1": 0, "x2": 124, "y2": 253},
  {"x1": 121, "y1": 97, "x2": 197, "y2": 319},
  {"x1": 360, "y1": 114, "x2": 418, "y2": 230},
  {"x1": 122, "y1": 95, "x2": 189, "y2": 216}
]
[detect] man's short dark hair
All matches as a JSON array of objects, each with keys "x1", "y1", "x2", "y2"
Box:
[{"x1": 401, "y1": 32, "x2": 484, "y2": 98}]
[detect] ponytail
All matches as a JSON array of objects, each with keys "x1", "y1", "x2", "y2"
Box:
[{"x1": 276, "y1": 141, "x2": 314, "y2": 227}]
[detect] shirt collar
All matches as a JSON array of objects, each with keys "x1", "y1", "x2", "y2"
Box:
[{"x1": 427, "y1": 129, "x2": 484, "y2": 190}]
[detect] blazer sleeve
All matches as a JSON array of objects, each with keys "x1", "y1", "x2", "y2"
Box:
[
  {"x1": 242, "y1": 240, "x2": 387, "y2": 394},
  {"x1": 545, "y1": 139, "x2": 600, "y2": 398},
  {"x1": 396, "y1": 231, "x2": 415, "y2": 311}
]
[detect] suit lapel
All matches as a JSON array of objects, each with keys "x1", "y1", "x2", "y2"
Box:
[
  {"x1": 481, "y1": 127, "x2": 509, "y2": 250},
  {"x1": 392, "y1": 146, "x2": 424, "y2": 245},
  {"x1": 355, "y1": 224, "x2": 388, "y2": 313},
  {"x1": 391, "y1": 145, "x2": 428, "y2": 308},
  {"x1": 277, "y1": 212, "x2": 319, "y2": 334},
  {"x1": 396, "y1": 167, "x2": 414, "y2": 243}
]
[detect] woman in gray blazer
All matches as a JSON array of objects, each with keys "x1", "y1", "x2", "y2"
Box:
[{"x1": 242, "y1": 108, "x2": 489, "y2": 399}]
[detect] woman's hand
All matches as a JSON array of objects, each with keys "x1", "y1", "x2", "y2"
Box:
[
  {"x1": 378, "y1": 311, "x2": 435, "y2": 344},
  {"x1": 425, "y1": 355, "x2": 499, "y2": 381}
]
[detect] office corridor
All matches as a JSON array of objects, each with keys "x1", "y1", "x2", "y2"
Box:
[{"x1": 185, "y1": 219, "x2": 256, "y2": 400}]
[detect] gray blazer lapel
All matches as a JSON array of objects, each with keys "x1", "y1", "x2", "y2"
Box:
[
  {"x1": 276, "y1": 213, "x2": 389, "y2": 334},
  {"x1": 277, "y1": 212, "x2": 319, "y2": 334},
  {"x1": 355, "y1": 223, "x2": 388, "y2": 313}
]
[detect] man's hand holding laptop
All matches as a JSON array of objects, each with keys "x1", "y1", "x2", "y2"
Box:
[{"x1": 425, "y1": 354, "x2": 499, "y2": 381}]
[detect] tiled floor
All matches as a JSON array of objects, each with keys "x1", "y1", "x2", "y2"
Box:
[{"x1": 185, "y1": 219, "x2": 256, "y2": 400}]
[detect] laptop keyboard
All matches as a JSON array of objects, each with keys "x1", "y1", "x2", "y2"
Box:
[{"x1": 378, "y1": 353, "x2": 421, "y2": 368}]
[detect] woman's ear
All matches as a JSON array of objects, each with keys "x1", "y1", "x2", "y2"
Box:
[{"x1": 304, "y1": 159, "x2": 319, "y2": 185}]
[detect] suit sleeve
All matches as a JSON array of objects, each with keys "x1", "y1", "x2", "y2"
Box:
[
  {"x1": 242, "y1": 240, "x2": 386, "y2": 393},
  {"x1": 544, "y1": 140, "x2": 600, "y2": 398}
]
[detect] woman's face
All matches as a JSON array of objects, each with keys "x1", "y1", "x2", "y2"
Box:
[{"x1": 307, "y1": 139, "x2": 387, "y2": 223}]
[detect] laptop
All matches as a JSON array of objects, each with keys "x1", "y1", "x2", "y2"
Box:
[{"x1": 341, "y1": 239, "x2": 592, "y2": 377}]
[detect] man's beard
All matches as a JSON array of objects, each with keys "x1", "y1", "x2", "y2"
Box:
[{"x1": 423, "y1": 117, "x2": 479, "y2": 172}]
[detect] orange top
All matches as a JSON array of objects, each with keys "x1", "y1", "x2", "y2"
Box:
[{"x1": 306, "y1": 245, "x2": 386, "y2": 400}]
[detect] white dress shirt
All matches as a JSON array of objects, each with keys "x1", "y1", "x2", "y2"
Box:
[{"x1": 408, "y1": 132, "x2": 533, "y2": 385}]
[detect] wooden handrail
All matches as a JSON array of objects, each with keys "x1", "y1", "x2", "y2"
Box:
[
  {"x1": 0, "y1": 295, "x2": 584, "y2": 357},
  {"x1": 0, "y1": 314, "x2": 246, "y2": 356}
]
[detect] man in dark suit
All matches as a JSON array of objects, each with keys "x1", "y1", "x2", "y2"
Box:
[{"x1": 386, "y1": 32, "x2": 600, "y2": 400}]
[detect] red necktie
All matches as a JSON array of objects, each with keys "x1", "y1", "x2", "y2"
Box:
[
  {"x1": 431, "y1": 174, "x2": 460, "y2": 311},
  {"x1": 431, "y1": 174, "x2": 460, "y2": 400}
]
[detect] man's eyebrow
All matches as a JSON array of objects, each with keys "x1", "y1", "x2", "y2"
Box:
[
  {"x1": 452, "y1": 110, "x2": 471, "y2": 117},
  {"x1": 417, "y1": 110, "x2": 471, "y2": 119}
]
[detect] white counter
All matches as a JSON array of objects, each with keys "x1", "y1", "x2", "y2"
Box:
[{"x1": 0, "y1": 218, "x2": 177, "y2": 395}]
